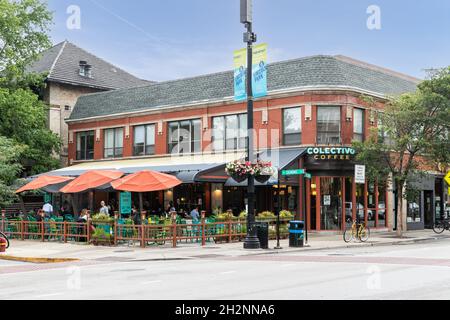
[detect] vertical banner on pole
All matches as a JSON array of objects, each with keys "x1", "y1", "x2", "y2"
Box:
[
  {"x1": 234, "y1": 48, "x2": 247, "y2": 102},
  {"x1": 252, "y1": 43, "x2": 268, "y2": 98}
]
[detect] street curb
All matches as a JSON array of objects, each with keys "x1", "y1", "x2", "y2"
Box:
[
  {"x1": 242, "y1": 236, "x2": 447, "y2": 257},
  {"x1": 0, "y1": 255, "x2": 79, "y2": 264}
]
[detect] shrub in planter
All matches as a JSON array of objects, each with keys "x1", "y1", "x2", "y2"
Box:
[
  {"x1": 279, "y1": 210, "x2": 294, "y2": 220},
  {"x1": 91, "y1": 228, "x2": 113, "y2": 246},
  {"x1": 257, "y1": 211, "x2": 276, "y2": 220},
  {"x1": 238, "y1": 210, "x2": 247, "y2": 220}
]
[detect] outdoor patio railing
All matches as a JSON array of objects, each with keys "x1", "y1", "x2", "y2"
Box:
[{"x1": 0, "y1": 217, "x2": 290, "y2": 248}]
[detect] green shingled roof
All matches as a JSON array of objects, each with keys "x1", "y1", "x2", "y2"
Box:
[{"x1": 69, "y1": 55, "x2": 419, "y2": 121}]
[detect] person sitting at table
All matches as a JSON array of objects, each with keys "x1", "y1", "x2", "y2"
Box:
[
  {"x1": 190, "y1": 206, "x2": 200, "y2": 223},
  {"x1": 35, "y1": 209, "x2": 45, "y2": 222}
]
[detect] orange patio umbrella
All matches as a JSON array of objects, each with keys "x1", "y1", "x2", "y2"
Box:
[
  {"x1": 60, "y1": 170, "x2": 124, "y2": 194},
  {"x1": 15, "y1": 175, "x2": 74, "y2": 194},
  {"x1": 111, "y1": 170, "x2": 182, "y2": 214}
]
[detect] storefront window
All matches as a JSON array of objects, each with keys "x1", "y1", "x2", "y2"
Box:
[
  {"x1": 168, "y1": 119, "x2": 201, "y2": 154},
  {"x1": 378, "y1": 183, "x2": 387, "y2": 227},
  {"x1": 133, "y1": 124, "x2": 155, "y2": 156},
  {"x1": 355, "y1": 183, "x2": 365, "y2": 221},
  {"x1": 407, "y1": 194, "x2": 421, "y2": 223},
  {"x1": 283, "y1": 107, "x2": 301, "y2": 145},
  {"x1": 353, "y1": 108, "x2": 364, "y2": 142},
  {"x1": 320, "y1": 177, "x2": 342, "y2": 230},
  {"x1": 367, "y1": 181, "x2": 376, "y2": 227},
  {"x1": 76, "y1": 131, "x2": 94, "y2": 160},
  {"x1": 104, "y1": 128, "x2": 123, "y2": 158},
  {"x1": 212, "y1": 114, "x2": 247, "y2": 151},
  {"x1": 317, "y1": 106, "x2": 341, "y2": 145}
]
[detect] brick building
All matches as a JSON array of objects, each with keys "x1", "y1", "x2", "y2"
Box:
[{"x1": 45, "y1": 54, "x2": 448, "y2": 231}]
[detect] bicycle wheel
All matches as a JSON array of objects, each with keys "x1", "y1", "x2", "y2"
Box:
[
  {"x1": 433, "y1": 222, "x2": 445, "y2": 234},
  {"x1": 0, "y1": 231, "x2": 9, "y2": 249},
  {"x1": 343, "y1": 228, "x2": 354, "y2": 243},
  {"x1": 359, "y1": 226, "x2": 370, "y2": 242}
]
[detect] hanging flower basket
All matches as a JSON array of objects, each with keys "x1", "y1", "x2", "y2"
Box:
[
  {"x1": 225, "y1": 159, "x2": 274, "y2": 183},
  {"x1": 254, "y1": 175, "x2": 271, "y2": 183},
  {"x1": 231, "y1": 173, "x2": 248, "y2": 183}
]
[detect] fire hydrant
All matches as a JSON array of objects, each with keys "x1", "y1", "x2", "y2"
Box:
[{"x1": 0, "y1": 237, "x2": 7, "y2": 253}]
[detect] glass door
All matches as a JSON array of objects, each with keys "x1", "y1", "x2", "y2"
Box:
[{"x1": 320, "y1": 177, "x2": 342, "y2": 230}]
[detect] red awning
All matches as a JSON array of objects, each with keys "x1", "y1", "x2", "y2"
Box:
[
  {"x1": 60, "y1": 170, "x2": 124, "y2": 194},
  {"x1": 111, "y1": 170, "x2": 182, "y2": 192},
  {"x1": 15, "y1": 176, "x2": 74, "y2": 194}
]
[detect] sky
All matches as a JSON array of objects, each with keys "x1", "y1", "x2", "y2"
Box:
[{"x1": 47, "y1": 0, "x2": 450, "y2": 82}]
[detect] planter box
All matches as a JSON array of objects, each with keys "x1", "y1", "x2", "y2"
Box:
[{"x1": 91, "y1": 237, "x2": 114, "y2": 246}]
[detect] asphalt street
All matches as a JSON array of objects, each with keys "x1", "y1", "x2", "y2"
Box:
[{"x1": 2, "y1": 239, "x2": 450, "y2": 300}]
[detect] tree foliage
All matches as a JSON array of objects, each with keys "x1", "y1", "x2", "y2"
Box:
[
  {"x1": 353, "y1": 67, "x2": 450, "y2": 236},
  {"x1": 0, "y1": 0, "x2": 59, "y2": 206},
  {"x1": 0, "y1": 0, "x2": 52, "y2": 84}
]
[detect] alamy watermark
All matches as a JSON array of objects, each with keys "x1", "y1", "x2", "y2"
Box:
[
  {"x1": 367, "y1": 5, "x2": 381, "y2": 30},
  {"x1": 67, "y1": 5, "x2": 81, "y2": 30}
]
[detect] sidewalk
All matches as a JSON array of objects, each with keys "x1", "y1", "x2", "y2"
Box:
[{"x1": 1, "y1": 230, "x2": 449, "y2": 263}]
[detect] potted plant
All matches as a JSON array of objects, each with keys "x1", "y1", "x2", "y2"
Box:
[
  {"x1": 254, "y1": 161, "x2": 275, "y2": 183},
  {"x1": 91, "y1": 228, "x2": 114, "y2": 246},
  {"x1": 225, "y1": 160, "x2": 252, "y2": 183},
  {"x1": 225, "y1": 159, "x2": 275, "y2": 183},
  {"x1": 279, "y1": 210, "x2": 294, "y2": 221}
]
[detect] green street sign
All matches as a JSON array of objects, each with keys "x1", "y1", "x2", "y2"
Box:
[
  {"x1": 281, "y1": 169, "x2": 305, "y2": 176},
  {"x1": 305, "y1": 173, "x2": 312, "y2": 179}
]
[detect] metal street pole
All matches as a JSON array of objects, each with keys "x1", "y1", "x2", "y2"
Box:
[
  {"x1": 241, "y1": 0, "x2": 260, "y2": 249},
  {"x1": 275, "y1": 170, "x2": 282, "y2": 249}
]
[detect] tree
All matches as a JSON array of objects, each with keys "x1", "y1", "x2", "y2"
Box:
[
  {"x1": 0, "y1": 136, "x2": 25, "y2": 207},
  {"x1": 353, "y1": 68, "x2": 450, "y2": 237},
  {"x1": 0, "y1": 0, "x2": 59, "y2": 207},
  {"x1": 0, "y1": 0, "x2": 52, "y2": 85},
  {"x1": 0, "y1": 87, "x2": 61, "y2": 175}
]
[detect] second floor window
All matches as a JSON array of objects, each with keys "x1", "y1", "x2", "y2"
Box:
[
  {"x1": 168, "y1": 119, "x2": 201, "y2": 154},
  {"x1": 212, "y1": 114, "x2": 248, "y2": 151},
  {"x1": 317, "y1": 106, "x2": 341, "y2": 145},
  {"x1": 134, "y1": 124, "x2": 155, "y2": 156},
  {"x1": 76, "y1": 131, "x2": 94, "y2": 160},
  {"x1": 104, "y1": 128, "x2": 123, "y2": 158},
  {"x1": 353, "y1": 108, "x2": 364, "y2": 142},
  {"x1": 283, "y1": 107, "x2": 302, "y2": 145}
]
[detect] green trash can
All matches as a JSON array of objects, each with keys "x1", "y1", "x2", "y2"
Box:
[{"x1": 289, "y1": 220, "x2": 304, "y2": 247}]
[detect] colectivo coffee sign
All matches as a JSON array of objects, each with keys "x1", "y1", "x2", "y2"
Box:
[{"x1": 306, "y1": 147, "x2": 356, "y2": 160}]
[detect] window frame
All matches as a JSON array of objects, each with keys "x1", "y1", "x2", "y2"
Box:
[
  {"x1": 212, "y1": 113, "x2": 248, "y2": 152},
  {"x1": 133, "y1": 124, "x2": 156, "y2": 156},
  {"x1": 282, "y1": 107, "x2": 302, "y2": 146},
  {"x1": 104, "y1": 127, "x2": 124, "y2": 159},
  {"x1": 353, "y1": 108, "x2": 365, "y2": 142},
  {"x1": 76, "y1": 130, "x2": 95, "y2": 161},
  {"x1": 167, "y1": 119, "x2": 202, "y2": 154},
  {"x1": 317, "y1": 106, "x2": 342, "y2": 145}
]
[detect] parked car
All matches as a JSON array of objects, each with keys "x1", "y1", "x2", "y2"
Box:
[
  {"x1": 345, "y1": 202, "x2": 373, "y2": 221},
  {"x1": 378, "y1": 202, "x2": 386, "y2": 220}
]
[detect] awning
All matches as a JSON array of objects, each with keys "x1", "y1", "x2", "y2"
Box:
[
  {"x1": 39, "y1": 153, "x2": 245, "y2": 184},
  {"x1": 224, "y1": 148, "x2": 307, "y2": 187}
]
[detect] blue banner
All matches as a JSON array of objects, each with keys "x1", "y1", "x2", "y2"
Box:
[
  {"x1": 234, "y1": 48, "x2": 247, "y2": 102},
  {"x1": 252, "y1": 43, "x2": 268, "y2": 98}
]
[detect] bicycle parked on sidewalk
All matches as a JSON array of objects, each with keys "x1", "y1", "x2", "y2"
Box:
[
  {"x1": 0, "y1": 231, "x2": 10, "y2": 249},
  {"x1": 343, "y1": 218, "x2": 370, "y2": 243},
  {"x1": 432, "y1": 219, "x2": 450, "y2": 234}
]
